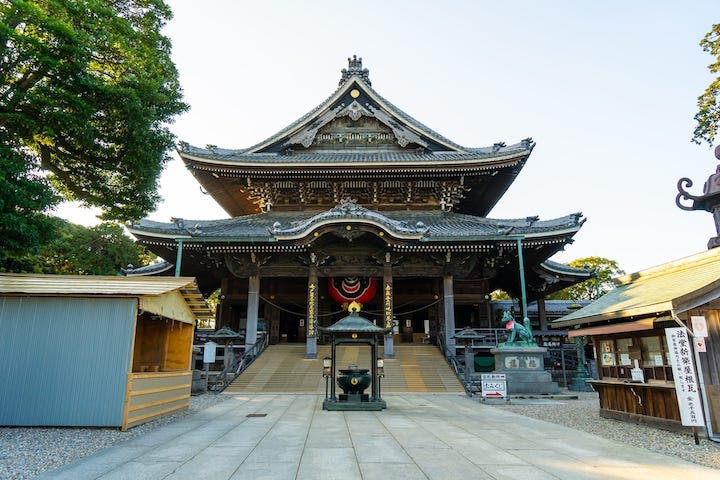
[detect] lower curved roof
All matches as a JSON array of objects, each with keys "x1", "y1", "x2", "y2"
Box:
[{"x1": 128, "y1": 205, "x2": 584, "y2": 244}]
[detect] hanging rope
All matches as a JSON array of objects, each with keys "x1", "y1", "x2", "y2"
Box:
[
  {"x1": 259, "y1": 295, "x2": 442, "y2": 319},
  {"x1": 394, "y1": 298, "x2": 442, "y2": 316},
  {"x1": 259, "y1": 295, "x2": 344, "y2": 317}
]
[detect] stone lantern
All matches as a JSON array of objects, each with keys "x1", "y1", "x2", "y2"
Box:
[{"x1": 676, "y1": 146, "x2": 720, "y2": 249}]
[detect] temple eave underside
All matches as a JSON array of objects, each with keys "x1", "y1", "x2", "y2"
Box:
[{"x1": 181, "y1": 153, "x2": 529, "y2": 218}]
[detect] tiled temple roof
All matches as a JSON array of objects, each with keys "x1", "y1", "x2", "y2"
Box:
[
  {"x1": 178, "y1": 142, "x2": 531, "y2": 166},
  {"x1": 177, "y1": 56, "x2": 534, "y2": 165},
  {"x1": 128, "y1": 204, "x2": 583, "y2": 243}
]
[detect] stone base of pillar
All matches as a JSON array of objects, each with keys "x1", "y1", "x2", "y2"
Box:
[{"x1": 305, "y1": 336, "x2": 317, "y2": 359}]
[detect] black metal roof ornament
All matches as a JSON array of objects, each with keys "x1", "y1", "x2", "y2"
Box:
[
  {"x1": 676, "y1": 145, "x2": 720, "y2": 248},
  {"x1": 339, "y1": 55, "x2": 371, "y2": 86}
]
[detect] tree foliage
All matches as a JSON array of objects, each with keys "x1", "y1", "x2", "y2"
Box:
[
  {"x1": 1, "y1": 217, "x2": 154, "y2": 274},
  {"x1": 0, "y1": 0, "x2": 187, "y2": 222},
  {"x1": 694, "y1": 23, "x2": 720, "y2": 146},
  {"x1": 547, "y1": 256, "x2": 625, "y2": 301},
  {"x1": 0, "y1": 143, "x2": 58, "y2": 261}
]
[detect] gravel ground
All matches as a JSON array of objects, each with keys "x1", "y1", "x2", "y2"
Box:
[
  {"x1": 0, "y1": 393, "x2": 229, "y2": 480},
  {"x1": 488, "y1": 390, "x2": 720, "y2": 469}
]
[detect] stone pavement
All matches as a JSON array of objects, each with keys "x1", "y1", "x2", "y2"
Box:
[{"x1": 38, "y1": 394, "x2": 720, "y2": 480}]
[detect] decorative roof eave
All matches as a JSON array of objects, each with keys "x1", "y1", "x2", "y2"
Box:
[
  {"x1": 270, "y1": 198, "x2": 428, "y2": 241},
  {"x1": 129, "y1": 209, "x2": 584, "y2": 247},
  {"x1": 318, "y1": 311, "x2": 392, "y2": 334},
  {"x1": 391, "y1": 238, "x2": 575, "y2": 254},
  {"x1": 130, "y1": 223, "x2": 581, "y2": 248},
  {"x1": 422, "y1": 225, "x2": 583, "y2": 243},
  {"x1": 537, "y1": 260, "x2": 594, "y2": 279},
  {"x1": 126, "y1": 227, "x2": 194, "y2": 240},
  {"x1": 177, "y1": 146, "x2": 531, "y2": 170},
  {"x1": 122, "y1": 261, "x2": 174, "y2": 276},
  {"x1": 528, "y1": 261, "x2": 594, "y2": 294}
]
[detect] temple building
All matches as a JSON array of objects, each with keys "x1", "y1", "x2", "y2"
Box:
[{"x1": 128, "y1": 56, "x2": 591, "y2": 359}]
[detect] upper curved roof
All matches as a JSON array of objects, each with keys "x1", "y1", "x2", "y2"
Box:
[
  {"x1": 178, "y1": 142, "x2": 532, "y2": 167},
  {"x1": 177, "y1": 56, "x2": 534, "y2": 167}
]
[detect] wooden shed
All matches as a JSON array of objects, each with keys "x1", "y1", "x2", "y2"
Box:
[
  {"x1": 553, "y1": 249, "x2": 720, "y2": 437},
  {"x1": 0, "y1": 274, "x2": 213, "y2": 430}
]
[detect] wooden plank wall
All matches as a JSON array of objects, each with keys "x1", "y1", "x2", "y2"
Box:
[
  {"x1": 122, "y1": 371, "x2": 191, "y2": 430},
  {"x1": 164, "y1": 321, "x2": 194, "y2": 371},
  {"x1": 133, "y1": 316, "x2": 193, "y2": 372},
  {"x1": 592, "y1": 381, "x2": 682, "y2": 428},
  {"x1": 132, "y1": 317, "x2": 165, "y2": 371}
]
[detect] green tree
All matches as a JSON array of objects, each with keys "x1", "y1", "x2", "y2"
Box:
[
  {"x1": 0, "y1": 144, "x2": 58, "y2": 266},
  {"x1": 0, "y1": 0, "x2": 187, "y2": 226},
  {"x1": 693, "y1": 23, "x2": 720, "y2": 145},
  {"x1": 2, "y1": 218, "x2": 154, "y2": 275},
  {"x1": 547, "y1": 256, "x2": 625, "y2": 301}
]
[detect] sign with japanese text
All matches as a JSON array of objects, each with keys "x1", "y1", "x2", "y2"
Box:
[
  {"x1": 696, "y1": 337, "x2": 707, "y2": 353},
  {"x1": 384, "y1": 283, "x2": 393, "y2": 329},
  {"x1": 203, "y1": 341, "x2": 217, "y2": 364},
  {"x1": 307, "y1": 282, "x2": 317, "y2": 337},
  {"x1": 481, "y1": 373, "x2": 507, "y2": 398},
  {"x1": 691, "y1": 316, "x2": 708, "y2": 338},
  {"x1": 665, "y1": 327, "x2": 705, "y2": 427}
]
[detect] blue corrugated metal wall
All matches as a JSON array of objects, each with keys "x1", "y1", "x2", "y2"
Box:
[{"x1": 0, "y1": 296, "x2": 136, "y2": 426}]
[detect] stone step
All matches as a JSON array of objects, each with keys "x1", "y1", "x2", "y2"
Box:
[{"x1": 226, "y1": 344, "x2": 464, "y2": 394}]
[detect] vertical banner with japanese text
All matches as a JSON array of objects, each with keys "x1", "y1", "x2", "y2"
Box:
[
  {"x1": 665, "y1": 327, "x2": 705, "y2": 427},
  {"x1": 307, "y1": 275, "x2": 318, "y2": 338}
]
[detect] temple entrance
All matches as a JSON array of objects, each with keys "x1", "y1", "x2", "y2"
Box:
[
  {"x1": 397, "y1": 312, "x2": 430, "y2": 344},
  {"x1": 279, "y1": 311, "x2": 301, "y2": 343}
]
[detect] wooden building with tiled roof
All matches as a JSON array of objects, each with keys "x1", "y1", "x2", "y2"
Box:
[{"x1": 127, "y1": 56, "x2": 591, "y2": 359}]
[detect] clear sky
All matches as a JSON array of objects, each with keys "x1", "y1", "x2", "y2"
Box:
[{"x1": 56, "y1": 0, "x2": 719, "y2": 275}]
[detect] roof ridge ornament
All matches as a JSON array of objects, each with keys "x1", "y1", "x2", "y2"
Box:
[{"x1": 339, "y1": 55, "x2": 371, "y2": 86}]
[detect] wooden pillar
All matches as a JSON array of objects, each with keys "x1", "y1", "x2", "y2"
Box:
[
  {"x1": 306, "y1": 267, "x2": 318, "y2": 358},
  {"x1": 538, "y1": 297, "x2": 548, "y2": 332},
  {"x1": 430, "y1": 279, "x2": 440, "y2": 344},
  {"x1": 383, "y1": 256, "x2": 394, "y2": 358},
  {"x1": 700, "y1": 309, "x2": 720, "y2": 434},
  {"x1": 371, "y1": 341, "x2": 378, "y2": 401},
  {"x1": 443, "y1": 275, "x2": 456, "y2": 357},
  {"x1": 484, "y1": 298, "x2": 493, "y2": 329},
  {"x1": 245, "y1": 275, "x2": 260, "y2": 346}
]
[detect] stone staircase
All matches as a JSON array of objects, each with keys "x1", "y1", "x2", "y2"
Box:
[{"x1": 225, "y1": 344, "x2": 464, "y2": 394}]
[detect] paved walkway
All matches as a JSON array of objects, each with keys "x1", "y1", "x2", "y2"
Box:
[{"x1": 39, "y1": 394, "x2": 720, "y2": 480}]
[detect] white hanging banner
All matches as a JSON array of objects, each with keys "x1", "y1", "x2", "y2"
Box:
[{"x1": 665, "y1": 327, "x2": 705, "y2": 427}]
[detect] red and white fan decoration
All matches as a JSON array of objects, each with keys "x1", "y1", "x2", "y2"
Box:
[{"x1": 327, "y1": 277, "x2": 377, "y2": 306}]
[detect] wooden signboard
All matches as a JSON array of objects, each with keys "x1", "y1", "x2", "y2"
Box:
[{"x1": 665, "y1": 327, "x2": 705, "y2": 427}]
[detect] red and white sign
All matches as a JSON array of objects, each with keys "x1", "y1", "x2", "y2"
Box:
[
  {"x1": 691, "y1": 316, "x2": 708, "y2": 338},
  {"x1": 696, "y1": 337, "x2": 707, "y2": 352},
  {"x1": 481, "y1": 373, "x2": 507, "y2": 398}
]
